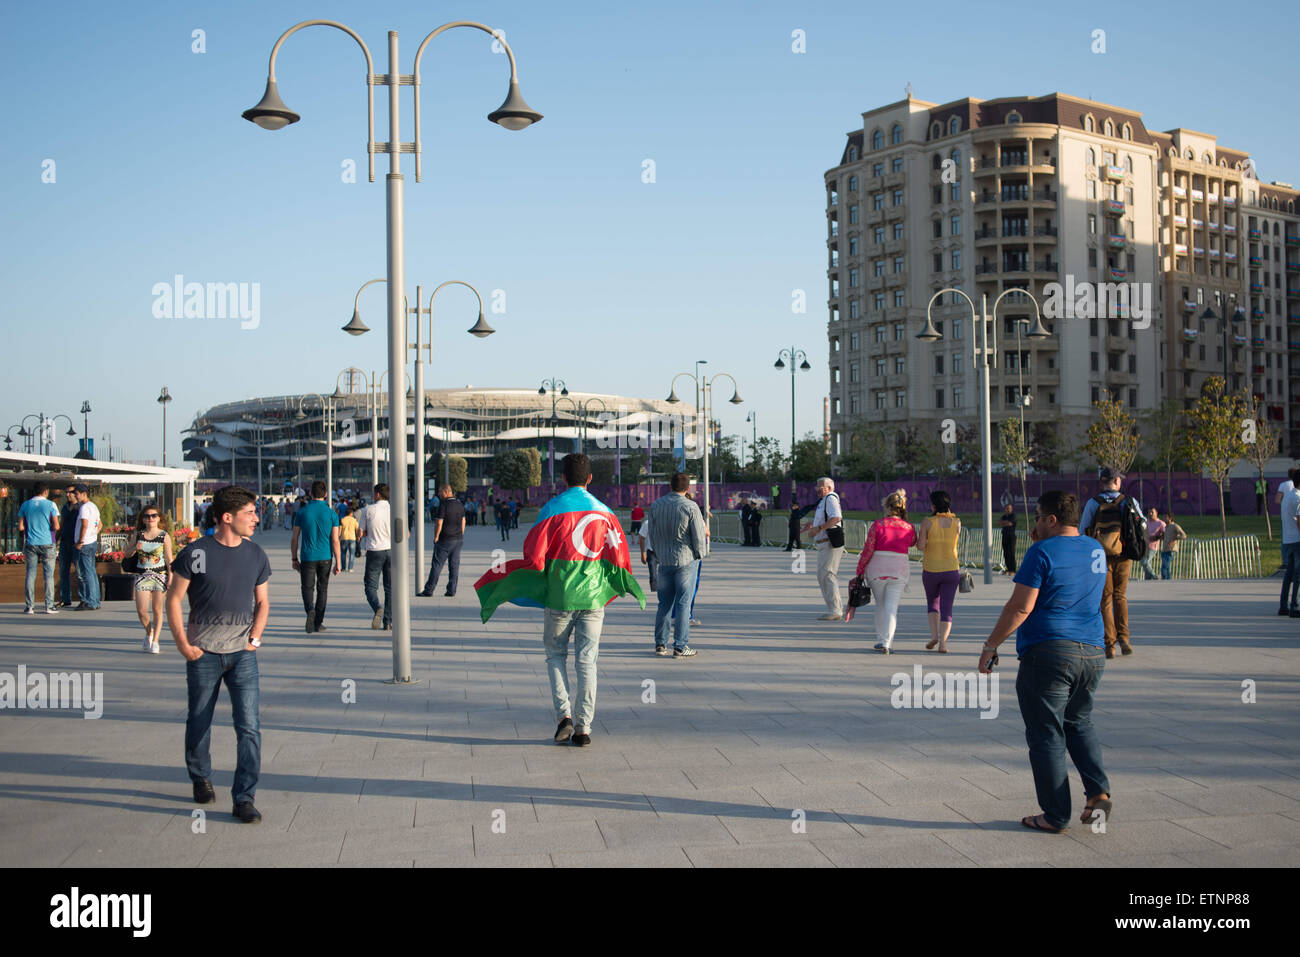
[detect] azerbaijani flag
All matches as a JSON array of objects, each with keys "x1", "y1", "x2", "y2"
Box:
[{"x1": 474, "y1": 486, "x2": 646, "y2": 623}]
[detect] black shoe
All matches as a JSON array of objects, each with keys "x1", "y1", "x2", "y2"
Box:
[
  {"x1": 1291, "y1": 610, "x2": 1300, "y2": 619},
  {"x1": 554, "y1": 717, "x2": 573, "y2": 743},
  {"x1": 305, "y1": 616, "x2": 314, "y2": 634},
  {"x1": 1280, "y1": 608, "x2": 1291, "y2": 616},
  {"x1": 443, "y1": 592, "x2": 455, "y2": 598},
  {"x1": 417, "y1": 590, "x2": 433, "y2": 597},
  {"x1": 315, "y1": 624, "x2": 327, "y2": 632},
  {"x1": 232, "y1": 801, "x2": 262, "y2": 824},
  {"x1": 192, "y1": 778, "x2": 216, "y2": 804},
  {"x1": 571, "y1": 732, "x2": 591, "y2": 747}
]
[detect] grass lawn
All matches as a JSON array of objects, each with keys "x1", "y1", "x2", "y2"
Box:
[{"x1": 842, "y1": 510, "x2": 1286, "y2": 577}]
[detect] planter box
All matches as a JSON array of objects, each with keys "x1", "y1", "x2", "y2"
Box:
[{"x1": 0, "y1": 562, "x2": 125, "y2": 604}]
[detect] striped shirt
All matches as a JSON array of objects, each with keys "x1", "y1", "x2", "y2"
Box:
[{"x1": 647, "y1": 493, "x2": 708, "y2": 567}]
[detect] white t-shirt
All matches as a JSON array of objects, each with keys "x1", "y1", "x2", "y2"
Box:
[
  {"x1": 1280, "y1": 480, "x2": 1295, "y2": 498},
  {"x1": 360, "y1": 500, "x2": 392, "y2": 550},
  {"x1": 76, "y1": 500, "x2": 102, "y2": 546},
  {"x1": 1282, "y1": 489, "x2": 1300, "y2": 545},
  {"x1": 813, "y1": 492, "x2": 842, "y2": 543},
  {"x1": 639, "y1": 520, "x2": 654, "y2": 555}
]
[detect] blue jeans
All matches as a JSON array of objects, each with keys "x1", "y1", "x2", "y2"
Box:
[
  {"x1": 76, "y1": 543, "x2": 101, "y2": 607},
  {"x1": 1140, "y1": 550, "x2": 1158, "y2": 580},
  {"x1": 654, "y1": 560, "x2": 699, "y2": 650},
  {"x1": 542, "y1": 607, "x2": 603, "y2": 732},
  {"x1": 363, "y1": 549, "x2": 391, "y2": 625},
  {"x1": 185, "y1": 650, "x2": 261, "y2": 805},
  {"x1": 1160, "y1": 551, "x2": 1173, "y2": 580},
  {"x1": 24, "y1": 544, "x2": 57, "y2": 609},
  {"x1": 423, "y1": 539, "x2": 462, "y2": 595},
  {"x1": 58, "y1": 543, "x2": 76, "y2": 604},
  {"x1": 689, "y1": 561, "x2": 702, "y2": 618},
  {"x1": 1281, "y1": 541, "x2": 1300, "y2": 611},
  {"x1": 1015, "y1": 640, "x2": 1111, "y2": 830},
  {"x1": 342, "y1": 540, "x2": 356, "y2": 571}
]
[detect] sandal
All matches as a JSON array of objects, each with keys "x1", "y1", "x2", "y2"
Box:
[
  {"x1": 1080, "y1": 794, "x2": 1112, "y2": 825},
  {"x1": 937, "y1": 643, "x2": 949, "y2": 653},
  {"x1": 1021, "y1": 814, "x2": 1065, "y2": 833},
  {"x1": 925, "y1": 638, "x2": 939, "y2": 650}
]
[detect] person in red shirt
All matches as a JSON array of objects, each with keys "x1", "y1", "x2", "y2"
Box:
[
  {"x1": 630, "y1": 503, "x2": 645, "y2": 536},
  {"x1": 852, "y1": 490, "x2": 917, "y2": 654}
]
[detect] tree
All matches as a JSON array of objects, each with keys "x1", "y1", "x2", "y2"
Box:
[
  {"x1": 522, "y1": 447, "x2": 543, "y2": 488},
  {"x1": 489, "y1": 449, "x2": 532, "y2": 490},
  {"x1": 997, "y1": 418, "x2": 1032, "y2": 535},
  {"x1": 1181, "y1": 376, "x2": 1250, "y2": 538},
  {"x1": 896, "y1": 425, "x2": 944, "y2": 478},
  {"x1": 1244, "y1": 410, "x2": 1281, "y2": 541},
  {"x1": 589, "y1": 454, "x2": 616, "y2": 485},
  {"x1": 1144, "y1": 398, "x2": 1186, "y2": 515},
  {"x1": 951, "y1": 423, "x2": 982, "y2": 478},
  {"x1": 1082, "y1": 397, "x2": 1139, "y2": 475},
  {"x1": 839, "y1": 422, "x2": 895, "y2": 486},
  {"x1": 427, "y1": 452, "x2": 469, "y2": 493},
  {"x1": 792, "y1": 432, "x2": 830, "y2": 482},
  {"x1": 748, "y1": 436, "x2": 784, "y2": 482},
  {"x1": 712, "y1": 435, "x2": 742, "y2": 485},
  {"x1": 1030, "y1": 419, "x2": 1064, "y2": 474}
]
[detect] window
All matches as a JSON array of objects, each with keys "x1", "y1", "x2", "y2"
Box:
[
  {"x1": 874, "y1": 293, "x2": 885, "y2": 311},
  {"x1": 933, "y1": 220, "x2": 942, "y2": 239},
  {"x1": 893, "y1": 222, "x2": 904, "y2": 239},
  {"x1": 1090, "y1": 352, "x2": 1099, "y2": 372},
  {"x1": 1088, "y1": 248, "x2": 1097, "y2": 267},
  {"x1": 849, "y1": 205, "x2": 859, "y2": 224},
  {"x1": 950, "y1": 182, "x2": 960, "y2": 202},
  {"x1": 850, "y1": 394, "x2": 861, "y2": 414},
  {"x1": 832, "y1": 367, "x2": 841, "y2": 384},
  {"x1": 1087, "y1": 180, "x2": 1096, "y2": 199},
  {"x1": 1089, "y1": 316, "x2": 1098, "y2": 337},
  {"x1": 1128, "y1": 388, "x2": 1137, "y2": 408},
  {"x1": 849, "y1": 331, "x2": 859, "y2": 350},
  {"x1": 849, "y1": 300, "x2": 860, "y2": 320},
  {"x1": 894, "y1": 256, "x2": 905, "y2": 274},
  {"x1": 848, "y1": 174, "x2": 858, "y2": 191},
  {"x1": 1128, "y1": 354, "x2": 1136, "y2": 373},
  {"x1": 951, "y1": 214, "x2": 961, "y2": 235},
  {"x1": 831, "y1": 337, "x2": 840, "y2": 352},
  {"x1": 850, "y1": 361, "x2": 860, "y2": 382},
  {"x1": 953, "y1": 387, "x2": 963, "y2": 408},
  {"x1": 872, "y1": 130, "x2": 883, "y2": 150},
  {"x1": 933, "y1": 185, "x2": 943, "y2": 204},
  {"x1": 874, "y1": 358, "x2": 886, "y2": 376},
  {"x1": 952, "y1": 352, "x2": 963, "y2": 375},
  {"x1": 934, "y1": 354, "x2": 945, "y2": 374},
  {"x1": 1006, "y1": 111, "x2": 1021, "y2": 125},
  {"x1": 893, "y1": 291, "x2": 905, "y2": 307},
  {"x1": 1103, "y1": 119, "x2": 1114, "y2": 137},
  {"x1": 932, "y1": 153, "x2": 942, "y2": 170},
  {"x1": 873, "y1": 193, "x2": 884, "y2": 210},
  {"x1": 893, "y1": 322, "x2": 905, "y2": 340},
  {"x1": 892, "y1": 156, "x2": 903, "y2": 173},
  {"x1": 1122, "y1": 123, "x2": 1132, "y2": 140},
  {"x1": 951, "y1": 250, "x2": 961, "y2": 270},
  {"x1": 933, "y1": 253, "x2": 943, "y2": 272},
  {"x1": 1084, "y1": 114, "x2": 1094, "y2": 132},
  {"x1": 894, "y1": 356, "x2": 905, "y2": 373},
  {"x1": 849, "y1": 235, "x2": 858, "y2": 255},
  {"x1": 935, "y1": 389, "x2": 945, "y2": 408},
  {"x1": 874, "y1": 226, "x2": 885, "y2": 244},
  {"x1": 893, "y1": 189, "x2": 905, "y2": 206},
  {"x1": 849, "y1": 268, "x2": 860, "y2": 287},
  {"x1": 873, "y1": 324, "x2": 885, "y2": 343},
  {"x1": 833, "y1": 396, "x2": 842, "y2": 414},
  {"x1": 895, "y1": 389, "x2": 906, "y2": 408},
  {"x1": 1091, "y1": 386, "x2": 1100, "y2": 403},
  {"x1": 949, "y1": 116, "x2": 960, "y2": 135},
  {"x1": 1126, "y1": 187, "x2": 1134, "y2": 204},
  {"x1": 874, "y1": 392, "x2": 885, "y2": 410},
  {"x1": 873, "y1": 259, "x2": 885, "y2": 277},
  {"x1": 1086, "y1": 148, "x2": 1096, "y2": 166},
  {"x1": 953, "y1": 318, "x2": 963, "y2": 340},
  {"x1": 1088, "y1": 214, "x2": 1096, "y2": 235},
  {"x1": 891, "y1": 124, "x2": 902, "y2": 145}
]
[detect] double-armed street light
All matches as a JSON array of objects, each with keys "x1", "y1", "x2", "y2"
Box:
[{"x1": 667, "y1": 370, "x2": 743, "y2": 523}]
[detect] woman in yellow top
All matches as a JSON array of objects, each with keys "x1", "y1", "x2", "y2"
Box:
[
  {"x1": 340, "y1": 505, "x2": 360, "y2": 572},
  {"x1": 916, "y1": 490, "x2": 961, "y2": 653}
]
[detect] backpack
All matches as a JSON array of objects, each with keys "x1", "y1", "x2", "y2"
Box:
[{"x1": 1087, "y1": 494, "x2": 1147, "y2": 561}]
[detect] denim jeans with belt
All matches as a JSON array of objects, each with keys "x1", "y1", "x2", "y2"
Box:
[
  {"x1": 542, "y1": 607, "x2": 604, "y2": 732},
  {"x1": 1015, "y1": 639, "x2": 1110, "y2": 830},
  {"x1": 185, "y1": 649, "x2": 261, "y2": 805},
  {"x1": 76, "y1": 542, "x2": 101, "y2": 608},
  {"x1": 24, "y1": 544, "x2": 57, "y2": 609},
  {"x1": 655, "y1": 560, "x2": 699, "y2": 650},
  {"x1": 363, "y1": 549, "x2": 392, "y2": 625}
]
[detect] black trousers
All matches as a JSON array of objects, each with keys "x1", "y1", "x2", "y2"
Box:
[
  {"x1": 299, "y1": 559, "x2": 332, "y2": 628},
  {"x1": 424, "y1": 539, "x2": 463, "y2": 595},
  {"x1": 785, "y1": 526, "x2": 801, "y2": 550},
  {"x1": 1002, "y1": 537, "x2": 1017, "y2": 574}
]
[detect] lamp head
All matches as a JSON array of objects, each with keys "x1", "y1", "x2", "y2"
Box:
[
  {"x1": 342, "y1": 309, "x2": 369, "y2": 336},
  {"x1": 728, "y1": 392, "x2": 744, "y2": 405},
  {"x1": 1199, "y1": 306, "x2": 1217, "y2": 322},
  {"x1": 774, "y1": 358, "x2": 785, "y2": 370},
  {"x1": 538, "y1": 386, "x2": 547, "y2": 395},
  {"x1": 560, "y1": 387, "x2": 569, "y2": 397},
  {"x1": 467, "y1": 312, "x2": 495, "y2": 338},
  {"x1": 1025, "y1": 315, "x2": 1052, "y2": 339},
  {"x1": 66, "y1": 425, "x2": 76, "y2": 436},
  {"x1": 666, "y1": 390, "x2": 680, "y2": 404},
  {"x1": 487, "y1": 80, "x2": 543, "y2": 131},
  {"x1": 799, "y1": 359, "x2": 811, "y2": 371},
  {"x1": 242, "y1": 78, "x2": 300, "y2": 131}
]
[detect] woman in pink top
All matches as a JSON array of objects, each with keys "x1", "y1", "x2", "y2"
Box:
[{"x1": 853, "y1": 489, "x2": 917, "y2": 653}]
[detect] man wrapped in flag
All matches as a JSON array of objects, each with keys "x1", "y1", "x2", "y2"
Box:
[{"x1": 475, "y1": 454, "x2": 645, "y2": 747}]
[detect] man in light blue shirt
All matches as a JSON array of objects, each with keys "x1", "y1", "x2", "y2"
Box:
[
  {"x1": 18, "y1": 482, "x2": 61, "y2": 614},
  {"x1": 1279, "y1": 468, "x2": 1300, "y2": 617}
]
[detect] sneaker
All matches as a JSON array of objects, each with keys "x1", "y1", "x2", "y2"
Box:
[
  {"x1": 689, "y1": 618, "x2": 702, "y2": 625},
  {"x1": 23, "y1": 607, "x2": 34, "y2": 615},
  {"x1": 654, "y1": 645, "x2": 670, "y2": 657},
  {"x1": 1291, "y1": 610, "x2": 1300, "y2": 619},
  {"x1": 554, "y1": 717, "x2": 573, "y2": 743},
  {"x1": 417, "y1": 590, "x2": 432, "y2": 597},
  {"x1": 232, "y1": 801, "x2": 262, "y2": 824},
  {"x1": 45, "y1": 606, "x2": 58, "y2": 615},
  {"x1": 142, "y1": 635, "x2": 153, "y2": 652},
  {"x1": 818, "y1": 613, "x2": 843, "y2": 621},
  {"x1": 1105, "y1": 646, "x2": 1115, "y2": 659},
  {"x1": 150, "y1": 641, "x2": 161, "y2": 654},
  {"x1": 443, "y1": 592, "x2": 455, "y2": 598},
  {"x1": 192, "y1": 778, "x2": 216, "y2": 804},
  {"x1": 1119, "y1": 641, "x2": 1134, "y2": 656},
  {"x1": 673, "y1": 646, "x2": 697, "y2": 658},
  {"x1": 571, "y1": 732, "x2": 591, "y2": 747},
  {"x1": 873, "y1": 642, "x2": 891, "y2": 654},
  {"x1": 371, "y1": 610, "x2": 383, "y2": 630},
  {"x1": 305, "y1": 616, "x2": 314, "y2": 634},
  {"x1": 315, "y1": 624, "x2": 327, "y2": 632},
  {"x1": 1281, "y1": 608, "x2": 1291, "y2": 616}
]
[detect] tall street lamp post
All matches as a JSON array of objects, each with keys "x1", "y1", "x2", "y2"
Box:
[
  {"x1": 80, "y1": 401, "x2": 92, "y2": 456},
  {"x1": 774, "y1": 348, "x2": 811, "y2": 499},
  {"x1": 1199, "y1": 292, "x2": 1245, "y2": 389},
  {"x1": 242, "y1": 17, "x2": 541, "y2": 683},
  {"x1": 157, "y1": 387, "x2": 172, "y2": 467},
  {"x1": 538, "y1": 378, "x2": 568, "y2": 495},
  {"x1": 667, "y1": 370, "x2": 742, "y2": 524}
]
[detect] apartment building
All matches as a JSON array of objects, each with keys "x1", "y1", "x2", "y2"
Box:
[{"x1": 825, "y1": 91, "x2": 1297, "y2": 459}]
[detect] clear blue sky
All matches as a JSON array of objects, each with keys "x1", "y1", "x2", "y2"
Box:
[{"x1": 3, "y1": 0, "x2": 1295, "y2": 465}]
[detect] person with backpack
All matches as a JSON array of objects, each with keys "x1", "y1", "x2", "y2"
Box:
[
  {"x1": 802, "y1": 477, "x2": 846, "y2": 620},
  {"x1": 1080, "y1": 468, "x2": 1145, "y2": 659}
]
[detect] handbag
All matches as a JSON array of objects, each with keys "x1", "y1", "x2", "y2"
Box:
[
  {"x1": 848, "y1": 575, "x2": 872, "y2": 607},
  {"x1": 958, "y1": 567, "x2": 974, "y2": 593},
  {"x1": 122, "y1": 552, "x2": 140, "y2": 574},
  {"x1": 823, "y1": 493, "x2": 845, "y2": 548}
]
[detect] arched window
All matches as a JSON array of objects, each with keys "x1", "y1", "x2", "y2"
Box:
[
  {"x1": 1219, "y1": 159, "x2": 1228, "y2": 167},
  {"x1": 1125, "y1": 155, "x2": 1133, "y2": 172},
  {"x1": 932, "y1": 153, "x2": 942, "y2": 170},
  {"x1": 1103, "y1": 119, "x2": 1114, "y2": 137},
  {"x1": 891, "y1": 124, "x2": 902, "y2": 145},
  {"x1": 1289, "y1": 201, "x2": 1296, "y2": 213},
  {"x1": 931, "y1": 121, "x2": 942, "y2": 140},
  {"x1": 1185, "y1": 148, "x2": 1195, "y2": 160},
  {"x1": 950, "y1": 148, "x2": 960, "y2": 169},
  {"x1": 1202, "y1": 153, "x2": 1212, "y2": 164},
  {"x1": 1086, "y1": 147, "x2": 1096, "y2": 166},
  {"x1": 949, "y1": 116, "x2": 960, "y2": 135},
  {"x1": 1006, "y1": 111, "x2": 1022, "y2": 124},
  {"x1": 849, "y1": 146, "x2": 858, "y2": 161},
  {"x1": 848, "y1": 174, "x2": 858, "y2": 191},
  {"x1": 1083, "y1": 114, "x2": 1094, "y2": 132},
  {"x1": 1168, "y1": 147, "x2": 1177, "y2": 158},
  {"x1": 1121, "y1": 123, "x2": 1132, "y2": 140},
  {"x1": 872, "y1": 129, "x2": 883, "y2": 150}
]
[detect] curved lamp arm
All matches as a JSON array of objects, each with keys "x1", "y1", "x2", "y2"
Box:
[{"x1": 424, "y1": 280, "x2": 487, "y2": 350}]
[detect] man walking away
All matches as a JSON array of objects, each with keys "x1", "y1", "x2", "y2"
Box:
[
  {"x1": 1140, "y1": 507, "x2": 1165, "y2": 581},
  {"x1": 1081, "y1": 468, "x2": 1142, "y2": 658},
  {"x1": 648, "y1": 472, "x2": 709, "y2": 657},
  {"x1": 72, "y1": 484, "x2": 102, "y2": 610},
  {"x1": 291, "y1": 480, "x2": 341, "y2": 634},
  {"x1": 18, "y1": 482, "x2": 60, "y2": 614},
  {"x1": 57, "y1": 485, "x2": 80, "y2": 607},
  {"x1": 980, "y1": 491, "x2": 1110, "y2": 834},
  {"x1": 1280, "y1": 468, "x2": 1300, "y2": 617},
  {"x1": 496, "y1": 500, "x2": 511, "y2": 542},
  {"x1": 474, "y1": 454, "x2": 645, "y2": 747},
  {"x1": 419, "y1": 484, "x2": 466, "y2": 597},
  {"x1": 166, "y1": 485, "x2": 270, "y2": 824},
  {"x1": 999, "y1": 503, "x2": 1017, "y2": 574},
  {"x1": 630, "y1": 503, "x2": 645, "y2": 536},
  {"x1": 358, "y1": 484, "x2": 393, "y2": 629},
  {"x1": 1159, "y1": 511, "x2": 1186, "y2": 580},
  {"x1": 802, "y1": 477, "x2": 845, "y2": 620}
]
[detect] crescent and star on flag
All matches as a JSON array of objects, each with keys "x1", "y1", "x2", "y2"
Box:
[{"x1": 568, "y1": 513, "x2": 622, "y2": 559}]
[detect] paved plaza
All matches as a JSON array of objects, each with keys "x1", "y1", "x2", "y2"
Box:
[{"x1": 1, "y1": 521, "x2": 1297, "y2": 868}]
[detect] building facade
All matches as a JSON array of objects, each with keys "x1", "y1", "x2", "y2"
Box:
[{"x1": 825, "y1": 92, "x2": 1298, "y2": 460}]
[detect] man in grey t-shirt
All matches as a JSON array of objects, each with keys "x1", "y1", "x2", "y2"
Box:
[{"x1": 167, "y1": 486, "x2": 270, "y2": 823}]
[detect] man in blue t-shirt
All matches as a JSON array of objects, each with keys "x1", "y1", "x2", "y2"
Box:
[
  {"x1": 979, "y1": 490, "x2": 1111, "y2": 835},
  {"x1": 18, "y1": 482, "x2": 62, "y2": 614},
  {"x1": 291, "y1": 480, "x2": 341, "y2": 634}
]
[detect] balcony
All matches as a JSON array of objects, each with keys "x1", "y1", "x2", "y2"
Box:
[
  {"x1": 1183, "y1": 328, "x2": 1199, "y2": 340},
  {"x1": 975, "y1": 192, "x2": 1000, "y2": 210},
  {"x1": 1193, "y1": 247, "x2": 1205, "y2": 257},
  {"x1": 975, "y1": 263, "x2": 1000, "y2": 275},
  {"x1": 1224, "y1": 224, "x2": 1236, "y2": 235},
  {"x1": 1208, "y1": 221, "x2": 1220, "y2": 231},
  {"x1": 1225, "y1": 252, "x2": 1237, "y2": 262},
  {"x1": 1172, "y1": 214, "x2": 1187, "y2": 227},
  {"x1": 1224, "y1": 196, "x2": 1237, "y2": 208},
  {"x1": 1104, "y1": 199, "x2": 1124, "y2": 216},
  {"x1": 1248, "y1": 228, "x2": 1262, "y2": 240},
  {"x1": 1032, "y1": 188, "x2": 1058, "y2": 204},
  {"x1": 1209, "y1": 249, "x2": 1221, "y2": 258},
  {"x1": 975, "y1": 159, "x2": 998, "y2": 176},
  {"x1": 1172, "y1": 185, "x2": 1187, "y2": 197},
  {"x1": 1252, "y1": 337, "x2": 1265, "y2": 346},
  {"x1": 884, "y1": 172, "x2": 905, "y2": 188},
  {"x1": 1192, "y1": 218, "x2": 1205, "y2": 229},
  {"x1": 1250, "y1": 282, "x2": 1264, "y2": 292},
  {"x1": 1208, "y1": 193, "x2": 1220, "y2": 205},
  {"x1": 1103, "y1": 165, "x2": 1125, "y2": 182},
  {"x1": 1174, "y1": 244, "x2": 1188, "y2": 256},
  {"x1": 1249, "y1": 256, "x2": 1263, "y2": 266},
  {"x1": 1183, "y1": 301, "x2": 1198, "y2": 313},
  {"x1": 1033, "y1": 225, "x2": 1058, "y2": 238},
  {"x1": 1108, "y1": 267, "x2": 1127, "y2": 281},
  {"x1": 1107, "y1": 234, "x2": 1127, "y2": 250},
  {"x1": 1033, "y1": 260, "x2": 1060, "y2": 274},
  {"x1": 974, "y1": 227, "x2": 998, "y2": 244},
  {"x1": 1288, "y1": 236, "x2": 1300, "y2": 248},
  {"x1": 829, "y1": 221, "x2": 839, "y2": 238},
  {"x1": 1289, "y1": 288, "x2": 1300, "y2": 299},
  {"x1": 1191, "y1": 189, "x2": 1205, "y2": 202},
  {"x1": 1289, "y1": 262, "x2": 1300, "y2": 273},
  {"x1": 1253, "y1": 308, "x2": 1265, "y2": 318}
]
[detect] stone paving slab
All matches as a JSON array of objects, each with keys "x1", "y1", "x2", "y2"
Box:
[{"x1": 1, "y1": 524, "x2": 1297, "y2": 867}]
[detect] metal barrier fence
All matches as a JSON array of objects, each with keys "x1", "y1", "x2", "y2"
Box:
[{"x1": 100, "y1": 533, "x2": 128, "y2": 554}]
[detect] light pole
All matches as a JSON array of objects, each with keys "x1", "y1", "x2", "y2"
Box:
[
  {"x1": 20, "y1": 413, "x2": 76, "y2": 456},
  {"x1": 157, "y1": 387, "x2": 172, "y2": 467},
  {"x1": 1199, "y1": 292, "x2": 1245, "y2": 390},
  {"x1": 539, "y1": 378, "x2": 568, "y2": 495},
  {"x1": 774, "y1": 348, "x2": 811, "y2": 499},
  {"x1": 667, "y1": 370, "x2": 743, "y2": 523},
  {"x1": 296, "y1": 393, "x2": 332, "y2": 496},
  {"x1": 242, "y1": 17, "x2": 541, "y2": 684},
  {"x1": 80, "y1": 401, "x2": 92, "y2": 456},
  {"x1": 101, "y1": 433, "x2": 113, "y2": 462},
  {"x1": 916, "y1": 287, "x2": 1050, "y2": 584}
]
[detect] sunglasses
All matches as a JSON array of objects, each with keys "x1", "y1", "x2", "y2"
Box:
[{"x1": 144, "y1": 514, "x2": 160, "y2": 519}]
